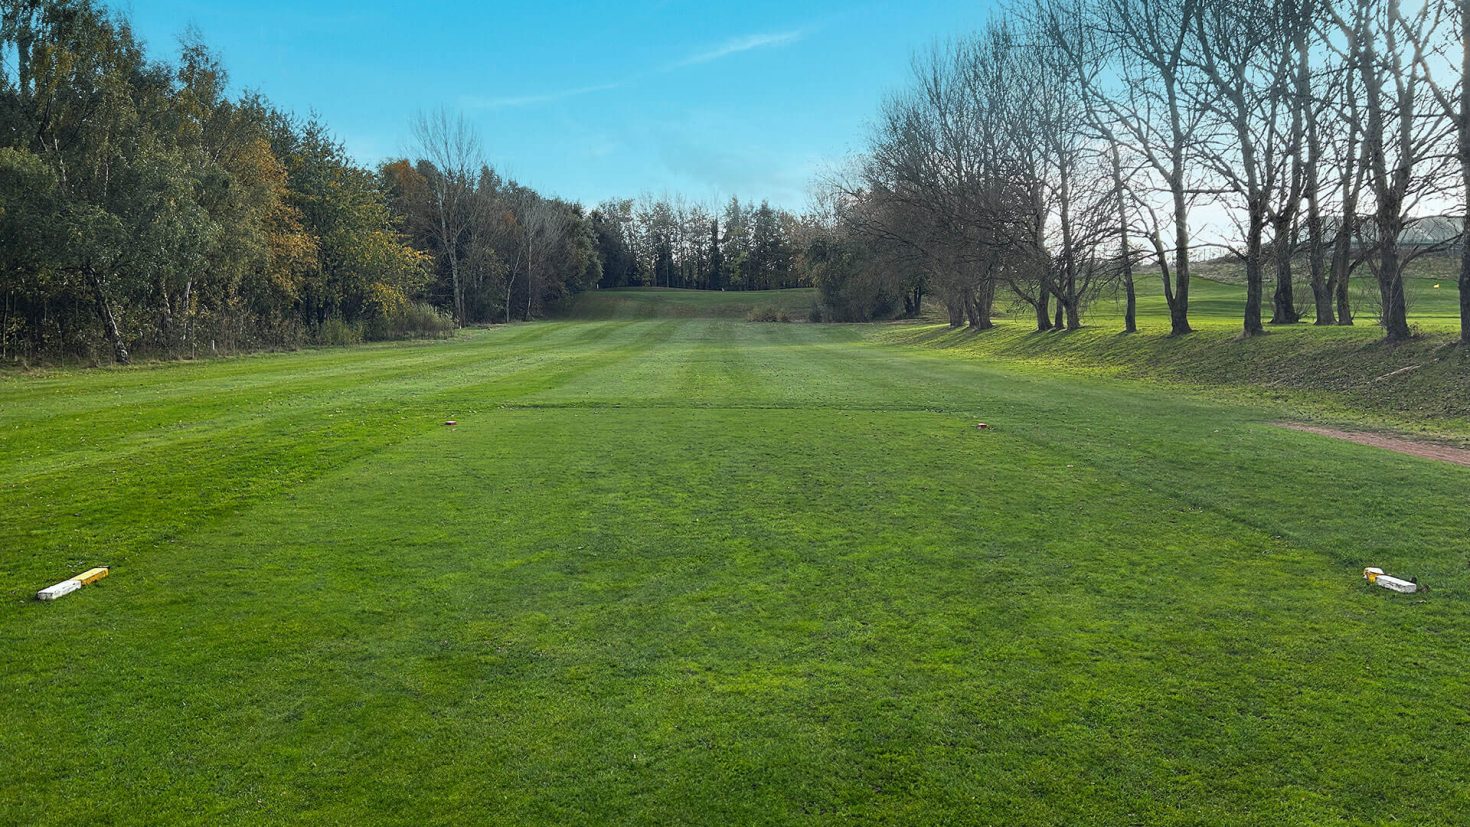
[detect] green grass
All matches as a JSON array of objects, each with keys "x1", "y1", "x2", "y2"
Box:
[
  {"x1": 886, "y1": 320, "x2": 1470, "y2": 437},
  {"x1": 1161, "y1": 257, "x2": 1462, "y2": 331},
  {"x1": 4, "y1": 317, "x2": 1470, "y2": 824},
  {"x1": 910, "y1": 270, "x2": 1470, "y2": 436},
  {"x1": 553, "y1": 286, "x2": 817, "y2": 320}
]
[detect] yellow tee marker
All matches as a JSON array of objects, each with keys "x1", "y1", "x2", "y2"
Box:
[{"x1": 36, "y1": 566, "x2": 110, "y2": 600}]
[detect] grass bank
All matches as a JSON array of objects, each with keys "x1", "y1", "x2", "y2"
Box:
[
  {"x1": 883, "y1": 270, "x2": 1470, "y2": 439},
  {"x1": 881, "y1": 321, "x2": 1470, "y2": 439}
]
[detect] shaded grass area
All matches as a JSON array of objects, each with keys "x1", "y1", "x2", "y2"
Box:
[
  {"x1": 4, "y1": 319, "x2": 1470, "y2": 824},
  {"x1": 553, "y1": 287, "x2": 817, "y2": 320},
  {"x1": 882, "y1": 321, "x2": 1470, "y2": 438},
  {"x1": 897, "y1": 270, "x2": 1470, "y2": 438}
]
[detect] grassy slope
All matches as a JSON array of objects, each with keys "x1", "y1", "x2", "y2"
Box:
[
  {"x1": 889, "y1": 271, "x2": 1470, "y2": 438},
  {"x1": 3, "y1": 319, "x2": 1469, "y2": 824}
]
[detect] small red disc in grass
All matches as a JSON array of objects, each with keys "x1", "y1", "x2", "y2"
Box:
[
  {"x1": 976, "y1": 422, "x2": 990, "y2": 430},
  {"x1": 444, "y1": 420, "x2": 458, "y2": 426}
]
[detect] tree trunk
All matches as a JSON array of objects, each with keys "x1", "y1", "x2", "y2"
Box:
[
  {"x1": 1329, "y1": 222, "x2": 1355, "y2": 325},
  {"x1": 450, "y1": 255, "x2": 463, "y2": 326},
  {"x1": 1309, "y1": 222, "x2": 1334, "y2": 325},
  {"x1": 964, "y1": 286, "x2": 980, "y2": 329},
  {"x1": 1379, "y1": 245, "x2": 1412, "y2": 342},
  {"x1": 1243, "y1": 213, "x2": 1267, "y2": 336},
  {"x1": 158, "y1": 277, "x2": 175, "y2": 352},
  {"x1": 1461, "y1": 235, "x2": 1470, "y2": 345},
  {"x1": 181, "y1": 278, "x2": 194, "y2": 349},
  {"x1": 1124, "y1": 272, "x2": 1136, "y2": 334},
  {"x1": 977, "y1": 280, "x2": 994, "y2": 329},
  {"x1": 1170, "y1": 187, "x2": 1192, "y2": 335},
  {"x1": 89, "y1": 269, "x2": 130, "y2": 365},
  {"x1": 1461, "y1": 2, "x2": 1470, "y2": 345},
  {"x1": 1333, "y1": 256, "x2": 1354, "y2": 325},
  {"x1": 1269, "y1": 221, "x2": 1300, "y2": 324},
  {"x1": 1110, "y1": 144, "x2": 1137, "y2": 334}
]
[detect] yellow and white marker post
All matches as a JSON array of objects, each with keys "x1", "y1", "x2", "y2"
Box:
[{"x1": 37, "y1": 567, "x2": 109, "y2": 601}]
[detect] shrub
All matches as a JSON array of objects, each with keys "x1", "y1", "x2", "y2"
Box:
[
  {"x1": 364, "y1": 302, "x2": 456, "y2": 341},
  {"x1": 747, "y1": 305, "x2": 795, "y2": 323},
  {"x1": 314, "y1": 316, "x2": 363, "y2": 346}
]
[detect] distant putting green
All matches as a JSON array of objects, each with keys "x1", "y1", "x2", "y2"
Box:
[{"x1": 4, "y1": 317, "x2": 1469, "y2": 824}]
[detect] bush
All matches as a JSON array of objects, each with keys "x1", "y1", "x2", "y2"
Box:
[
  {"x1": 746, "y1": 305, "x2": 795, "y2": 323},
  {"x1": 364, "y1": 303, "x2": 456, "y2": 341},
  {"x1": 314, "y1": 316, "x2": 363, "y2": 346}
]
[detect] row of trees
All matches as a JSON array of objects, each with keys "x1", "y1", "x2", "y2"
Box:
[
  {"x1": 589, "y1": 195, "x2": 809, "y2": 292},
  {"x1": 0, "y1": 0, "x2": 834, "y2": 364},
  {"x1": 382, "y1": 111, "x2": 600, "y2": 326},
  {"x1": 0, "y1": 1, "x2": 611, "y2": 363},
  {"x1": 819, "y1": 0, "x2": 1470, "y2": 343},
  {"x1": 0, "y1": 0, "x2": 435, "y2": 363}
]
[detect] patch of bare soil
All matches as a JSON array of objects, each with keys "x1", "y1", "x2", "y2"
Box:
[{"x1": 1277, "y1": 422, "x2": 1470, "y2": 468}]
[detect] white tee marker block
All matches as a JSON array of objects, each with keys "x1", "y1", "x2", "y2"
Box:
[
  {"x1": 37, "y1": 579, "x2": 82, "y2": 601},
  {"x1": 35, "y1": 566, "x2": 109, "y2": 601},
  {"x1": 1374, "y1": 575, "x2": 1418, "y2": 594},
  {"x1": 1363, "y1": 566, "x2": 1418, "y2": 594}
]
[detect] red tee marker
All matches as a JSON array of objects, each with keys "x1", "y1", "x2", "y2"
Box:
[{"x1": 976, "y1": 422, "x2": 990, "y2": 430}]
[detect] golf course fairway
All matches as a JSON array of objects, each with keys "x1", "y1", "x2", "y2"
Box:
[{"x1": 4, "y1": 318, "x2": 1468, "y2": 824}]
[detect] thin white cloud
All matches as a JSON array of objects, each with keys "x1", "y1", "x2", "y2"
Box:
[
  {"x1": 674, "y1": 30, "x2": 804, "y2": 68},
  {"x1": 462, "y1": 82, "x2": 624, "y2": 111},
  {"x1": 461, "y1": 28, "x2": 807, "y2": 111}
]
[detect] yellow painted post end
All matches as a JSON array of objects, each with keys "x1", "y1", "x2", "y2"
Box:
[{"x1": 77, "y1": 567, "x2": 109, "y2": 586}]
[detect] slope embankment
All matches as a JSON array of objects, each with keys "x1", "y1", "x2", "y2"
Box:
[{"x1": 879, "y1": 321, "x2": 1470, "y2": 439}]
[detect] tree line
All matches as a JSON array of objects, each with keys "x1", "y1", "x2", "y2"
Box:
[
  {"x1": 0, "y1": 2, "x2": 677, "y2": 362},
  {"x1": 814, "y1": 0, "x2": 1470, "y2": 343},
  {"x1": 589, "y1": 195, "x2": 815, "y2": 293},
  {"x1": 0, "y1": 1, "x2": 839, "y2": 364},
  {"x1": 12, "y1": 0, "x2": 1470, "y2": 361}
]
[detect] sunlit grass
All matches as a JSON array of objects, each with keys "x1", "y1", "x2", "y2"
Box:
[{"x1": 3, "y1": 316, "x2": 1468, "y2": 824}]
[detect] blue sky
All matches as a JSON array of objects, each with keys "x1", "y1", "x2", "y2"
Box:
[{"x1": 119, "y1": 1, "x2": 999, "y2": 210}]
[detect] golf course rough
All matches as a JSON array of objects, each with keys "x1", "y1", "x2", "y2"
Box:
[{"x1": 3, "y1": 317, "x2": 1469, "y2": 825}]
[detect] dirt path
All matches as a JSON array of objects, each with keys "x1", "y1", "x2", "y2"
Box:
[{"x1": 1278, "y1": 422, "x2": 1470, "y2": 468}]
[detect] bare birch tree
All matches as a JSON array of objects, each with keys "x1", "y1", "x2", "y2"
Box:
[{"x1": 411, "y1": 109, "x2": 484, "y2": 326}]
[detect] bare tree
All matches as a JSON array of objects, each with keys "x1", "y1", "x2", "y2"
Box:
[
  {"x1": 1324, "y1": 0, "x2": 1456, "y2": 341},
  {"x1": 410, "y1": 108, "x2": 484, "y2": 326},
  {"x1": 1108, "y1": 142, "x2": 1140, "y2": 332},
  {"x1": 1043, "y1": 0, "x2": 1208, "y2": 335},
  {"x1": 1409, "y1": 0, "x2": 1470, "y2": 343},
  {"x1": 522, "y1": 196, "x2": 569, "y2": 320},
  {"x1": 861, "y1": 38, "x2": 1010, "y2": 329},
  {"x1": 1189, "y1": 0, "x2": 1311, "y2": 335}
]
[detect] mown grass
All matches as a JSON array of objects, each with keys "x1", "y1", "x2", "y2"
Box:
[{"x1": 4, "y1": 316, "x2": 1470, "y2": 824}]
